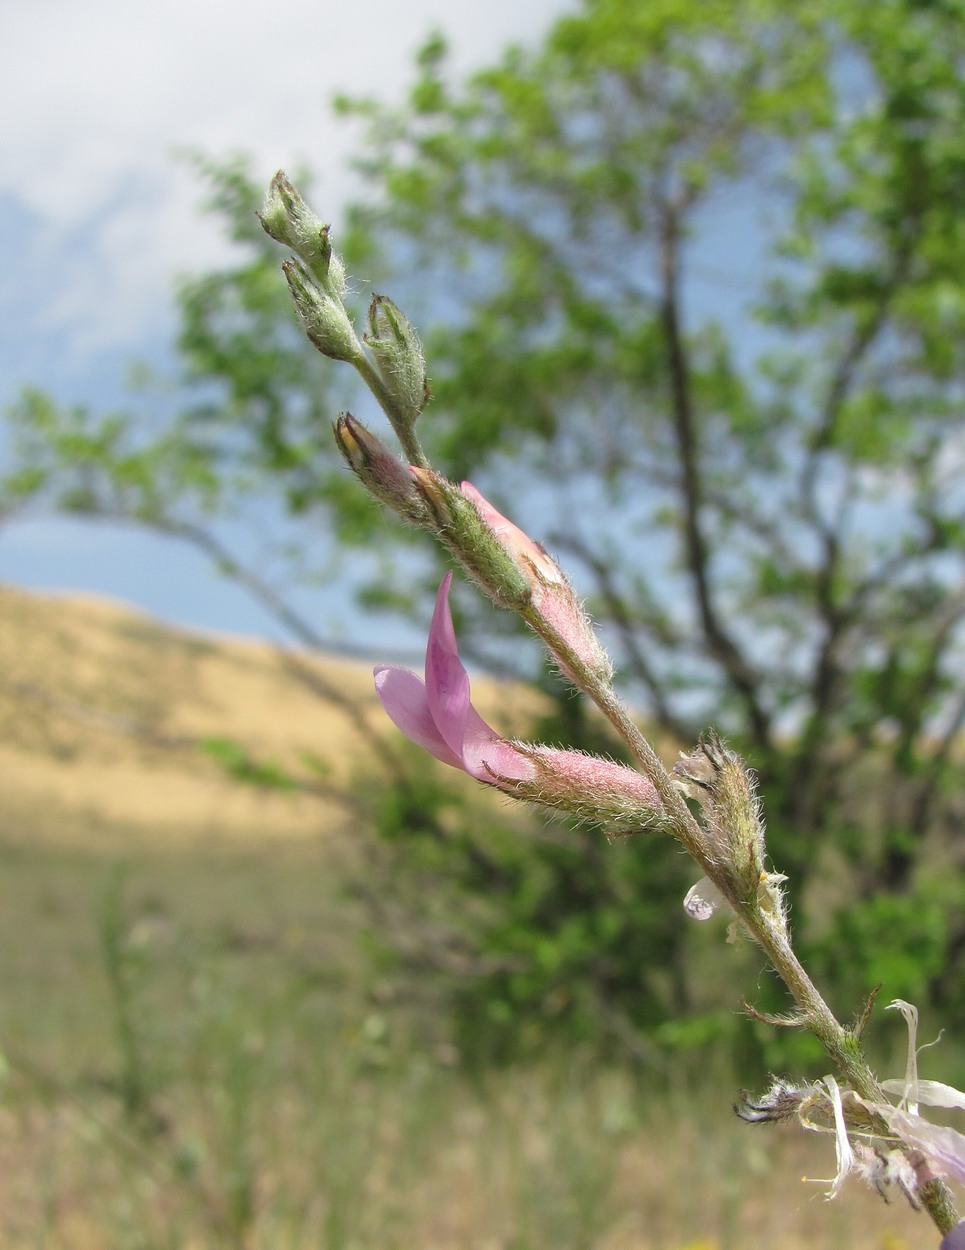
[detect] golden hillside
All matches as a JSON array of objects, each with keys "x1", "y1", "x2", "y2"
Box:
[{"x1": 0, "y1": 585, "x2": 537, "y2": 848}]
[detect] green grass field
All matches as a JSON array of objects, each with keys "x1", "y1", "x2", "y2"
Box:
[{"x1": 0, "y1": 805, "x2": 935, "y2": 1248}]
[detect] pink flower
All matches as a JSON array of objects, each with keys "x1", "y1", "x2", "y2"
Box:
[
  {"x1": 374, "y1": 575, "x2": 662, "y2": 831},
  {"x1": 374, "y1": 572, "x2": 535, "y2": 788}
]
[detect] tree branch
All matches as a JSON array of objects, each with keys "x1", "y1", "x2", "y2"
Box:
[{"x1": 657, "y1": 200, "x2": 772, "y2": 751}]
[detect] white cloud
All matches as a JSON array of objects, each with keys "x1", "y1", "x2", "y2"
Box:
[{"x1": 0, "y1": 0, "x2": 571, "y2": 355}]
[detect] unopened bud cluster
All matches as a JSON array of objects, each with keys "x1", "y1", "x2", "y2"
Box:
[
  {"x1": 261, "y1": 173, "x2": 359, "y2": 362},
  {"x1": 261, "y1": 173, "x2": 428, "y2": 445}
]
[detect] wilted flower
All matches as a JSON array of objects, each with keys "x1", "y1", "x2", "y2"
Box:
[
  {"x1": 375, "y1": 574, "x2": 662, "y2": 831},
  {"x1": 748, "y1": 1003, "x2": 965, "y2": 1214},
  {"x1": 868, "y1": 1000, "x2": 965, "y2": 1188}
]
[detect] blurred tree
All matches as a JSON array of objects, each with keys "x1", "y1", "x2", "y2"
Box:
[{"x1": 6, "y1": 0, "x2": 965, "y2": 1050}]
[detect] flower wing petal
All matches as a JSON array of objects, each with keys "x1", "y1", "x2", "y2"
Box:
[
  {"x1": 881, "y1": 1078, "x2": 965, "y2": 1112},
  {"x1": 874, "y1": 1103, "x2": 965, "y2": 1186},
  {"x1": 374, "y1": 665, "x2": 464, "y2": 769}
]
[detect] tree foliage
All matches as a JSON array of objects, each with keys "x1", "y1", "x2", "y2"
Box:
[{"x1": 7, "y1": 0, "x2": 965, "y2": 1056}]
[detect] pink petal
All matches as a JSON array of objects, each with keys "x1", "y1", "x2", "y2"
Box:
[
  {"x1": 376, "y1": 574, "x2": 528, "y2": 789},
  {"x1": 374, "y1": 665, "x2": 464, "y2": 769},
  {"x1": 425, "y1": 573, "x2": 499, "y2": 765},
  {"x1": 467, "y1": 735, "x2": 538, "y2": 785}
]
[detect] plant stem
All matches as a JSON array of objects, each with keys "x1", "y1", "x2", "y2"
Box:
[
  {"x1": 353, "y1": 355, "x2": 429, "y2": 468},
  {"x1": 580, "y1": 674, "x2": 962, "y2": 1238}
]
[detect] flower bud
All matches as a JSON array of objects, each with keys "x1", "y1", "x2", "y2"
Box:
[
  {"x1": 364, "y1": 295, "x2": 430, "y2": 425},
  {"x1": 260, "y1": 171, "x2": 347, "y2": 298},
  {"x1": 333, "y1": 415, "x2": 425, "y2": 520},
  {"x1": 460, "y1": 482, "x2": 613, "y2": 686},
  {"x1": 282, "y1": 259, "x2": 359, "y2": 363},
  {"x1": 408, "y1": 468, "x2": 532, "y2": 605},
  {"x1": 459, "y1": 482, "x2": 562, "y2": 586}
]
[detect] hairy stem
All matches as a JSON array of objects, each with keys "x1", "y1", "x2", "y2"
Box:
[
  {"x1": 353, "y1": 354, "x2": 429, "y2": 468},
  {"x1": 550, "y1": 630, "x2": 961, "y2": 1237}
]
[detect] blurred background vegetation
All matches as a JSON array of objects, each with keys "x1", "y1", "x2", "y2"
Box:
[{"x1": 3, "y1": 0, "x2": 965, "y2": 1244}]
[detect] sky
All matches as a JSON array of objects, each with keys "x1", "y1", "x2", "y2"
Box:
[{"x1": 0, "y1": 0, "x2": 574, "y2": 651}]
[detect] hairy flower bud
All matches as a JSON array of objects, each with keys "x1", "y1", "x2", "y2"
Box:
[
  {"x1": 333, "y1": 415, "x2": 425, "y2": 520},
  {"x1": 282, "y1": 259, "x2": 359, "y2": 363},
  {"x1": 260, "y1": 171, "x2": 347, "y2": 298},
  {"x1": 364, "y1": 295, "x2": 430, "y2": 426},
  {"x1": 459, "y1": 481, "x2": 562, "y2": 586},
  {"x1": 460, "y1": 482, "x2": 613, "y2": 687},
  {"x1": 409, "y1": 469, "x2": 531, "y2": 605}
]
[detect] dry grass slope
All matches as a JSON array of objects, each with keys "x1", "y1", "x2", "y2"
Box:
[{"x1": 0, "y1": 583, "x2": 537, "y2": 847}]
